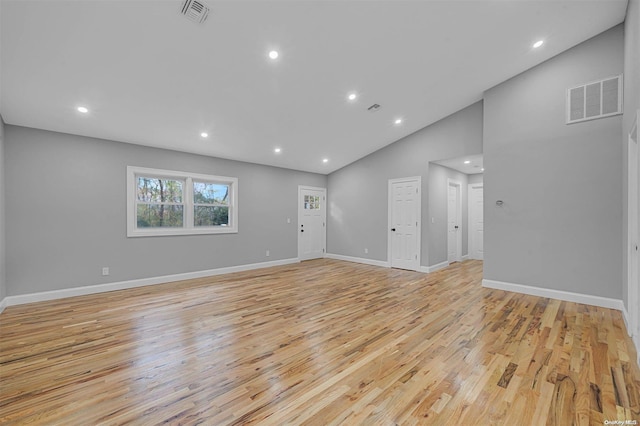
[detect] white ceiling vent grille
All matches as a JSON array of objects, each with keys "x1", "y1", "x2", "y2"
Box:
[
  {"x1": 367, "y1": 103, "x2": 381, "y2": 113},
  {"x1": 181, "y1": 0, "x2": 209, "y2": 24},
  {"x1": 567, "y1": 74, "x2": 622, "y2": 124}
]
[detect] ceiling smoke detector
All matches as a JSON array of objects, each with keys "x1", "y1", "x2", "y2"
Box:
[{"x1": 181, "y1": 0, "x2": 210, "y2": 24}]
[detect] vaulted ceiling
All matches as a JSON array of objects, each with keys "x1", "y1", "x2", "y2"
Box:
[{"x1": 0, "y1": 0, "x2": 628, "y2": 174}]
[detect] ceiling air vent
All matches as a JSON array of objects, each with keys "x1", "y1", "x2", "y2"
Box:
[
  {"x1": 567, "y1": 74, "x2": 622, "y2": 124},
  {"x1": 181, "y1": 0, "x2": 210, "y2": 24}
]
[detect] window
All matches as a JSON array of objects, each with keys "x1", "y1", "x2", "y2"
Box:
[
  {"x1": 304, "y1": 194, "x2": 320, "y2": 210},
  {"x1": 127, "y1": 166, "x2": 238, "y2": 237}
]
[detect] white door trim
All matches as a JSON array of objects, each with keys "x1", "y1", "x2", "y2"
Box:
[
  {"x1": 447, "y1": 179, "x2": 462, "y2": 262},
  {"x1": 298, "y1": 185, "x2": 327, "y2": 261},
  {"x1": 468, "y1": 182, "x2": 484, "y2": 260},
  {"x1": 387, "y1": 176, "x2": 421, "y2": 271},
  {"x1": 627, "y1": 110, "x2": 639, "y2": 356}
]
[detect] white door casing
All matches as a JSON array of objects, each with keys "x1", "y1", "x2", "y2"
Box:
[
  {"x1": 447, "y1": 180, "x2": 462, "y2": 263},
  {"x1": 628, "y1": 110, "x2": 639, "y2": 355},
  {"x1": 298, "y1": 186, "x2": 326, "y2": 261},
  {"x1": 388, "y1": 177, "x2": 421, "y2": 271},
  {"x1": 468, "y1": 183, "x2": 484, "y2": 260}
]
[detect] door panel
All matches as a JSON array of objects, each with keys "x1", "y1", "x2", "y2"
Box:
[
  {"x1": 298, "y1": 187, "x2": 326, "y2": 261},
  {"x1": 469, "y1": 184, "x2": 484, "y2": 260},
  {"x1": 447, "y1": 182, "x2": 461, "y2": 262},
  {"x1": 389, "y1": 178, "x2": 420, "y2": 271}
]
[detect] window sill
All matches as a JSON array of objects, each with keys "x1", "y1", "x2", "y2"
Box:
[{"x1": 127, "y1": 227, "x2": 238, "y2": 238}]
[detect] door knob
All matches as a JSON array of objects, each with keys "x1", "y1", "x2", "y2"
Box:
[
  {"x1": 301, "y1": 229, "x2": 304, "y2": 232},
  {"x1": 391, "y1": 228, "x2": 396, "y2": 231},
  {"x1": 455, "y1": 226, "x2": 459, "y2": 229}
]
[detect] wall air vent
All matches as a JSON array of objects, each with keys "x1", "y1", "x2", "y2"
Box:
[
  {"x1": 181, "y1": 0, "x2": 210, "y2": 24},
  {"x1": 567, "y1": 74, "x2": 622, "y2": 124}
]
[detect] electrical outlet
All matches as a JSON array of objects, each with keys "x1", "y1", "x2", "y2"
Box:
[
  {"x1": 102, "y1": 267, "x2": 109, "y2": 276},
  {"x1": 286, "y1": 218, "x2": 291, "y2": 224},
  {"x1": 266, "y1": 250, "x2": 270, "y2": 257},
  {"x1": 364, "y1": 248, "x2": 369, "y2": 254}
]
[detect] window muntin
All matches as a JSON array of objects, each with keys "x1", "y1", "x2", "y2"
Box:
[{"x1": 127, "y1": 167, "x2": 238, "y2": 237}]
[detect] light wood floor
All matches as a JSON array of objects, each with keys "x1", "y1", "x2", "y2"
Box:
[{"x1": 1, "y1": 259, "x2": 639, "y2": 425}]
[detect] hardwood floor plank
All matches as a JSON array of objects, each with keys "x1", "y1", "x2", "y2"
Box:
[{"x1": 1, "y1": 259, "x2": 639, "y2": 425}]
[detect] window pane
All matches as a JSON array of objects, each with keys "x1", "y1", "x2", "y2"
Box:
[
  {"x1": 194, "y1": 206, "x2": 229, "y2": 227},
  {"x1": 137, "y1": 204, "x2": 184, "y2": 228},
  {"x1": 194, "y1": 182, "x2": 229, "y2": 205},
  {"x1": 137, "y1": 177, "x2": 183, "y2": 203}
]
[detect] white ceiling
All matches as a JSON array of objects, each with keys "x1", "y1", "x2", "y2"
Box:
[
  {"x1": 434, "y1": 154, "x2": 483, "y2": 175},
  {"x1": 0, "y1": 0, "x2": 628, "y2": 174}
]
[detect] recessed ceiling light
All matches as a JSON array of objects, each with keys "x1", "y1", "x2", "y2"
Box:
[
  {"x1": 394, "y1": 118, "x2": 403, "y2": 125},
  {"x1": 533, "y1": 40, "x2": 544, "y2": 48},
  {"x1": 322, "y1": 158, "x2": 329, "y2": 163},
  {"x1": 464, "y1": 160, "x2": 471, "y2": 164},
  {"x1": 77, "y1": 106, "x2": 89, "y2": 113},
  {"x1": 201, "y1": 132, "x2": 208, "y2": 138},
  {"x1": 348, "y1": 93, "x2": 357, "y2": 101},
  {"x1": 274, "y1": 148, "x2": 281, "y2": 153},
  {"x1": 268, "y1": 50, "x2": 279, "y2": 59}
]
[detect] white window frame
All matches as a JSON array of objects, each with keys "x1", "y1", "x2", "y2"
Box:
[{"x1": 127, "y1": 166, "x2": 238, "y2": 237}]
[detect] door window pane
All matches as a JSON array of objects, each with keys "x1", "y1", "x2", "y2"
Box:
[{"x1": 304, "y1": 195, "x2": 320, "y2": 209}]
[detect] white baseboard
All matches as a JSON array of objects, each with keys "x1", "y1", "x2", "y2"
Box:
[
  {"x1": 2, "y1": 258, "x2": 300, "y2": 308},
  {"x1": 325, "y1": 253, "x2": 390, "y2": 268},
  {"x1": 0, "y1": 297, "x2": 6, "y2": 314},
  {"x1": 426, "y1": 261, "x2": 450, "y2": 273},
  {"x1": 482, "y1": 279, "x2": 624, "y2": 311}
]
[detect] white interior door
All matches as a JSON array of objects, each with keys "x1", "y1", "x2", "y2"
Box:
[
  {"x1": 388, "y1": 177, "x2": 421, "y2": 271},
  {"x1": 298, "y1": 186, "x2": 326, "y2": 261},
  {"x1": 628, "y1": 111, "x2": 639, "y2": 354},
  {"x1": 469, "y1": 183, "x2": 484, "y2": 260},
  {"x1": 447, "y1": 180, "x2": 462, "y2": 263}
]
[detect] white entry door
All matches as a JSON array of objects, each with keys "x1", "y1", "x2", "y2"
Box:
[
  {"x1": 388, "y1": 177, "x2": 421, "y2": 271},
  {"x1": 447, "y1": 180, "x2": 461, "y2": 263},
  {"x1": 468, "y1": 183, "x2": 484, "y2": 260},
  {"x1": 298, "y1": 186, "x2": 326, "y2": 261},
  {"x1": 628, "y1": 111, "x2": 639, "y2": 354}
]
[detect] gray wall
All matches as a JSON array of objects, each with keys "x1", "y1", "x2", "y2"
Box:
[
  {"x1": 327, "y1": 101, "x2": 483, "y2": 268},
  {"x1": 428, "y1": 163, "x2": 469, "y2": 265},
  {"x1": 468, "y1": 173, "x2": 484, "y2": 185},
  {"x1": 0, "y1": 117, "x2": 5, "y2": 302},
  {"x1": 623, "y1": 0, "x2": 640, "y2": 310},
  {"x1": 483, "y1": 25, "x2": 624, "y2": 298},
  {"x1": 5, "y1": 126, "x2": 326, "y2": 296}
]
